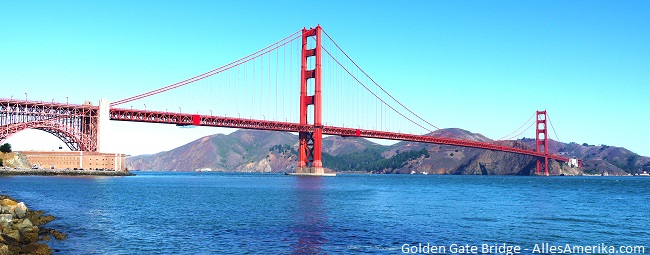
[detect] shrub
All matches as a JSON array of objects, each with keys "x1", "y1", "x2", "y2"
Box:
[{"x1": 0, "y1": 143, "x2": 11, "y2": 153}]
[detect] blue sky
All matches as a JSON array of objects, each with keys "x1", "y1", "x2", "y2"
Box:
[{"x1": 1, "y1": 1, "x2": 648, "y2": 156}]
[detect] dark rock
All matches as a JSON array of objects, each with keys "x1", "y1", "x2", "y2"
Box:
[
  {"x1": 38, "y1": 228, "x2": 51, "y2": 236},
  {"x1": 21, "y1": 228, "x2": 39, "y2": 244},
  {"x1": 1, "y1": 230, "x2": 18, "y2": 242},
  {"x1": 23, "y1": 242, "x2": 52, "y2": 255},
  {"x1": 0, "y1": 234, "x2": 18, "y2": 246},
  {"x1": 49, "y1": 229, "x2": 67, "y2": 240},
  {"x1": 26, "y1": 210, "x2": 54, "y2": 226},
  {"x1": 8, "y1": 244, "x2": 22, "y2": 254}
]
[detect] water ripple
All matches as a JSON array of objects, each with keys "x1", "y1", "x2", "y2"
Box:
[{"x1": 1, "y1": 173, "x2": 648, "y2": 254}]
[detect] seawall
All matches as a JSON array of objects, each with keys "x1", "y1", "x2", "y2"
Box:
[{"x1": 0, "y1": 168, "x2": 135, "y2": 176}]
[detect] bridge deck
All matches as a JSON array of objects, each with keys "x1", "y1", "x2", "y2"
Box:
[{"x1": 109, "y1": 108, "x2": 569, "y2": 162}]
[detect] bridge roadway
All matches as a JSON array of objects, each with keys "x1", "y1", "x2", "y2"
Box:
[
  {"x1": 0, "y1": 99, "x2": 569, "y2": 162},
  {"x1": 109, "y1": 108, "x2": 570, "y2": 162}
]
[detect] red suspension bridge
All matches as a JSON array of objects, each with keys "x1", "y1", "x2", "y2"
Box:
[{"x1": 0, "y1": 25, "x2": 577, "y2": 176}]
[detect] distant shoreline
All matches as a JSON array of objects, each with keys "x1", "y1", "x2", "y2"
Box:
[
  {"x1": 0, "y1": 168, "x2": 135, "y2": 176},
  {"x1": 131, "y1": 170, "x2": 647, "y2": 177}
]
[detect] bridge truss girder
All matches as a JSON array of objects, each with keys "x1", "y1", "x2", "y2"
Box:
[
  {"x1": 0, "y1": 99, "x2": 99, "y2": 151},
  {"x1": 109, "y1": 108, "x2": 570, "y2": 163}
]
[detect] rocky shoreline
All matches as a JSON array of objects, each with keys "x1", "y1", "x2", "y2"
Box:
[
  {"x1": 0, "y1": 168, "x2": 134, "y2": 177},
  {"x1": 0, "y1": 195, "x2": 66, "y2": 255}
]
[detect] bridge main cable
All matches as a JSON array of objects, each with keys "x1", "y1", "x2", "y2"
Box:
[
  {"x1": 322, "y1": 29, "x2": 464, "y2": 139},
  {"x1": 321, "y1": 46, "x2": 431, "y2": 133},
  {"x1": 110, "y1": 30, "x2": 302, "y2": 107}
]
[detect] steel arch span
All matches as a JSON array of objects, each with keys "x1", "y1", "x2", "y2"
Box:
[
  {"x1": 0, "y1": 121, "x2": 94, "y2": 151},
  {"x1": 0, "y1": 99, "x2": 99, "y2": 152}
]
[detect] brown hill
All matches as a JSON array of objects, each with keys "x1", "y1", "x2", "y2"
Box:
[
  {"x1": 126, "y1": 129, "x2": 649, "y2": 175},
  {"x1": 127, "y1": 130, "x2": 384, "y2": 172},
  {"x1": 322, "y1": 135, "x2": 383, "y2": 156},
  {"x1": 379, "y1": 128, "x2": 490, "y2": 174},
  {"x1": 127, "y1": 129, "x2": 296, "y2": 171},
  {"x1": 520, "y1": 139, "x2": 650, "y2": 175},
  {"x1": 453, "y1": 140, "x2": 581, "y2": 175}
]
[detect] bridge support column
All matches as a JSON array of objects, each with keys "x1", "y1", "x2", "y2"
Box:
[
  {"x1": 97, "y1": 98, "x2": 110, "y2": 153},
  {"x1": 295, "y1": 25, "x2": 331, "y2": 176},
  {"x1": 535, "y1": 110, "x2": 549, "y2": 176}
]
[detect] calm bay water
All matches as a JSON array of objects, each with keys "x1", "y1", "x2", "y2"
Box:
[{"x1": 1, "y1": 172, "x2": 649, "y2": 254}]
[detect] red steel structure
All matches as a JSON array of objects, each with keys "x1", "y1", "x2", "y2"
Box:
[
  {"x1": 0, "y1": 99, "x2": 98, "y2": 151},
  {"x1": 0, "y1": 102, "x2": 570, "y2": 174},
  {"x1": 536, "y1": 110, "x2": 550, "y2": 175},
  {"x1": 298, "y1": 25, "x2": 324, "y2": 173},
  {"x1": 106, "y1": 108, "x2": 570, "y2": 163},
  {"x1": 0, "y1": 25, "x2": 575, "y2": 175}
]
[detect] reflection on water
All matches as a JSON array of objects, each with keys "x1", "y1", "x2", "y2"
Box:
[{"x1": 291, "y1": 177, "x2": 328, "y2": 254}]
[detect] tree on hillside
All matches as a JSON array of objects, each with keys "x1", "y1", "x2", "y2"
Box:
[
  {"x1": 0, "y1": 143, "x2": 11, "y2": 153},
  {"x1": 627, "y1": 154, "x2": 639, "y2": 174}
]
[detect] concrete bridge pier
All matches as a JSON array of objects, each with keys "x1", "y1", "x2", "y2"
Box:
[
  {"x1": 290, "y1": 167, "x2": 336, "y2": 177},
  {"x1": 97, "y1": 98, "x2": 110, "y2": 153}
]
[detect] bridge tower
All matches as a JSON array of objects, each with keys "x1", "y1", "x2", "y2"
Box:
[
  {"x1": 97, "y1": 98, "x2": 110, "y2": 152},
  {"x1": 535, "y1": 110, "x2": 549, "y2": 175},
  {"x1": 296, "y1": 25, "x2": 324, "y2": 175}
]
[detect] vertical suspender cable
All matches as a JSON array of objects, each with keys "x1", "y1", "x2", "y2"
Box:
[
  {"x1": 281, "y1": 46, "x2": 284, "y2": 122},
  {"x1": 268, "y1": 50, "x2": 271, "y2": 120},
  {"x1": 275, "y1": 46, "x2": 278, "y2": 121}
]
